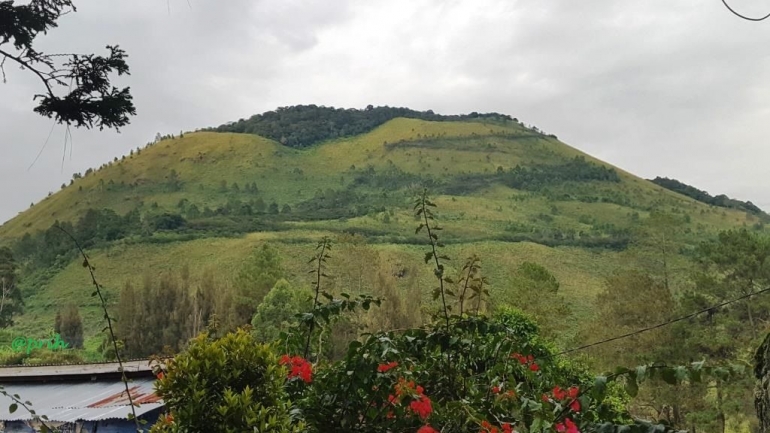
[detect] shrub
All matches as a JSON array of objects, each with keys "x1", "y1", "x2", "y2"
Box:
[{"x1": 151, "y1": 330, "x2": 303, "y2": 433}]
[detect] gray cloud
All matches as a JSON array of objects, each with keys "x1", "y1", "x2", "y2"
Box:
[{"x1": 2, "y1": 0, "x2": 770, "y2": 224}]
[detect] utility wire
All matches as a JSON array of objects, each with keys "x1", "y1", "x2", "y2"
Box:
[
  {"x1": 558, "y1": 286, "x2": 770, "y2": 355},
  {"x1": 721, "y1": 0, "x2": 770, "y2": 21}
]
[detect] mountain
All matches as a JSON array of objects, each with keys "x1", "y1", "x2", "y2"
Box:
[{"x1": 0, "y1": 106, "x2": 763, "y2": 352}]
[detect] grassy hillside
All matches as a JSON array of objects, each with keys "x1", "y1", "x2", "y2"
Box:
[{"x1": 0, "y1": 116, "x2": 762, "y2": 353}]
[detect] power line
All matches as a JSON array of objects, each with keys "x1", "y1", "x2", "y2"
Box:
[
  {"x1": 721, "y1": 0, "x2": 770, "y2": 21},
  {"x1": 558, "y1": 286, "x2": 770, "y2": 355}
]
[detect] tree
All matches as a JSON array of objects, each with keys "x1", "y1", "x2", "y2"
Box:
[
  {"x1": 269, "y1": 201, "x2": 279, "y2": 214},
  {"x1": 251, "y1": 279, "x2": 309, "y2": 343},
  {"x1": 0, "y1": 247, "x2": 23, "y2": 328},
  {"x1": 233, "y1": 244, "x2": 285, "y2": 325},
  {"x1": 254, "y1": 197, "x2": 267, "y2": 214},
  {"x1": 151, "y1": 330, "x2": 303, "y2": 433},
  {"x1": 635, "y1": 210, "x2": 686, "y2": 291},
  {"x1": 695, "y1": 228, "x2": 770, "y2": 340},
  {"x1": 54, "y1": 304, "x2": 83, "y2": 348},
  {"x1": 494, "y1": 261, "x2": 568, "y2": 339},
  {"x1": 0, "y1": 0, "x2": 136, "y2": 130}
]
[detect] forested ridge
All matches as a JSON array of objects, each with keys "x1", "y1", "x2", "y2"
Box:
[
  {"x1": 209, "y1": 104, "x2": 517, "y2": 147},
  {"x1": 651, "y1": 176, "x2": 766, "y2": 216}
]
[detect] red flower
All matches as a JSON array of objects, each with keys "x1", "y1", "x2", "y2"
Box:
[
  {"x1": 279, "y1": 355, "x2": 313, "y2": 383},
  {"x1": 491, "y1": 385, "x2": 501, "y2": 394},
  {"x1": 378, "y1": 361, "x2": 399, "y2": 373},
  {"x1": 164, "y1": 413, "x2": 173, "y2": 424},
  {"x1": 409, "y1": 395, "x2": 433, "y2": 419},
  {"x1": 510, "y1": 353, "x2": 527, "y2": 364},
  {"x1": 569, "y1": 399, "x2": 581, "y2": 412},
  {"x1": 555, "y1": 423, "x2": 567, "y2": 433},
  {"x1": 386, "y1": 411, "x2": 395, "y2": 419},
  {"x1": 504, "y1": 390, "x2": 516, "y2": 399},
  {"x1": 502, "y1": 423, "x2": 513, "y2": 433},
  {"x1": 529, "y1": 363, "x2": 540, "y2": 372},
  {"x1": 568, "y1": 386, "x2": 580, "y2": 399},
  {"x1": 417, "y1": 426, "x2": 439, "y2": 433},
  {"x1": 564, "y1": 418, "x2": 579, "y2": 433},
  {"x1": 541, "y1": 393, "x2": 550, "y2": 403},
  {"x1": 552, "y1": 386, "x2": 566, "y2": 400},
  {"x1": 156, "y1": 372, "x2": 165, "y2": 380}
]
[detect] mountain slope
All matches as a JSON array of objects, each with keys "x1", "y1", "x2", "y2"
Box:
[{"x1": 0, "y1": 115, "x2": 762, "y2": 350}]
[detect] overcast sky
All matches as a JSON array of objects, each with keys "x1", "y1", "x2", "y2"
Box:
[{"x1": 2, "y1": 0, "x2": 769, "y2": 224}]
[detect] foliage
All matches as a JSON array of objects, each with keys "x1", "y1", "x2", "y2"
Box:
[
  {"x1": 0, "y1": 0, "x2": 136, "y2": 129},
  {"x1": 234, "y1": 244, "x2": 286, "y2": 325},
  {"x1": 0, "y1": 246, "x2": 23, "y2": 328},
  {"x1": 210, "y1": 105, "x2": 513, "y2": 148},
  {"x1": 251, "y1": 279, "x2": 310, "y2": 344},
  {"x1": 115, "y1": 271, "x2": 239, "y2": 358},
  {"x1": 54, "y1": 304, "x2": 83, "y2": 348},
  {"x1": 151, "y1": 330, "x2": 304, "y2": 433},
  {"x1": 651, "y1": 177, "x2": 766, "y2": 217},
  {"x1": 694, "y1": 228, "x2": 770, "y2": 340},
  {"x1": 494, "y1": 262, "x2": 570, "y2": 339}
]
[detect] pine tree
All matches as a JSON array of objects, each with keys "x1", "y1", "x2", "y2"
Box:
[{"x1": 55, "y1": 304, "x2": 84, "y2": 348}]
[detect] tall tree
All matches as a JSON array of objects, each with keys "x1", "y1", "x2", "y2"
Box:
[
  {"x1": 233, "y1": 244, "x2": 284, "y2": 325},
  {"x1": 635, "y1": 210, "x2": 685, "y2": 291},
  {"x1": 494, "y1": 261, "x2": 569, "y2": 339},
  {"x1": 0, "y1": 0, "x2": 136, "y2": 129},
  {"x1": 54, "y1": 304, "x2": 83, "y2": 348},
  {"x1": 695, "y1": 228, "x2": 770, "y2": 340},
  {"x1": 0, "y1": 246, "x2": 23, "y2": 328},
  {"x1": 251, "y1": 279, "x2": 308, "y2": 343}
]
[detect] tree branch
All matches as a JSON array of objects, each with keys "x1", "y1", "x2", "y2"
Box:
[{"x1": 0, "y1": 48, "x2": 55, "y2": 96}]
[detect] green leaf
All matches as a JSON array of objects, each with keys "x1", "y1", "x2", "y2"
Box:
[
  {"x1": 625, "y1": 376, "x2": 638, "y2": 397},
  {"x1": 635, "y1": 365, "x2": 647, "y2": 382},
  {"x1": 8, "y1": 403, "x2": 17, "y2": 414},
  {"x1": 592, "y1": 375, "x2": 608, "y2": 400},
  {"x1": 661, "y1": 368, "x2": 677, "y2": 385}
]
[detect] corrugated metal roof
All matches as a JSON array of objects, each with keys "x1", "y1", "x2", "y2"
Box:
[
  {"x1": 0, "y1": 378, "x2": 163, "y2": 422},
  {"x1": 0, "y1": 360, "x2": 155, "y2": 379}
]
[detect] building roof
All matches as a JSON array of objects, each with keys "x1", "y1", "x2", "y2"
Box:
[
  {"x1": 0, "y1": 360, "x2": 156, "y2": 382},
  {"x1": 0, "y1": 378, "x2": 163, "y2": 422}
]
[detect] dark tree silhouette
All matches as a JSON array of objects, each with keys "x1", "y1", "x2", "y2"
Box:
[{"x1": 0, "y1": 0, "x2": 136, "y2": 130}]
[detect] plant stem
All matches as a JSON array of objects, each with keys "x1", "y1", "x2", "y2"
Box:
[
  {"x1": 304, "y1": 238, "x2": 328, "y2": 360},
  {"x1": 421, "y1": 195, "x2": 450, "y2": 329},
  {"x1": 55, "y1": 226, "x2": 142, "y2": 432}
]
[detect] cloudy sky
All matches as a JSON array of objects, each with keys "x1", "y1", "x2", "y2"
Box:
[{"x1": 1, "y1": 0, "x2": 769, "y2": 224}]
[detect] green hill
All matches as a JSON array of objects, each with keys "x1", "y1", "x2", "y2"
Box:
[{"x1": 0, "y1": 109, "x2": 763, "y2": 356}]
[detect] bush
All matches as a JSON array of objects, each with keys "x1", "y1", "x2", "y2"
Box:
[{"x1": 151, "y1": 330, "x2": 302, "y2": 433}]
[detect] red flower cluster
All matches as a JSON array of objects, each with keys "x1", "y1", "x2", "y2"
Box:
[
  {"x1": 378, "y1": 361, "x2": 399, "y2": 373},
  {"x1": 481, "y1": 420, "x2": 514, "y2": 433},
  {"x1": 510, "y1": 353, "x2": 540, "y2": 372},
  {"x1": 410, "y1": 395, "x2": 432, "y2": 419},
  {"x1": 417, "y1": 426, "x2": 439, "y2": 433},
  {"x1": 555, "y1": 418, "x2": 579, "y2": 433},
  {"x1": 279, "y1": 355, "x2": 313, "y2": 383},
  {"x1": 546, "y1": 386, "x2": 581, "y2": 412},
  {"x1": 156, "y1": 371, "x2": 165, "y2": 380},
  {"x1": 387, "y1": 378, "x2": 433, "y2": 420}
]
